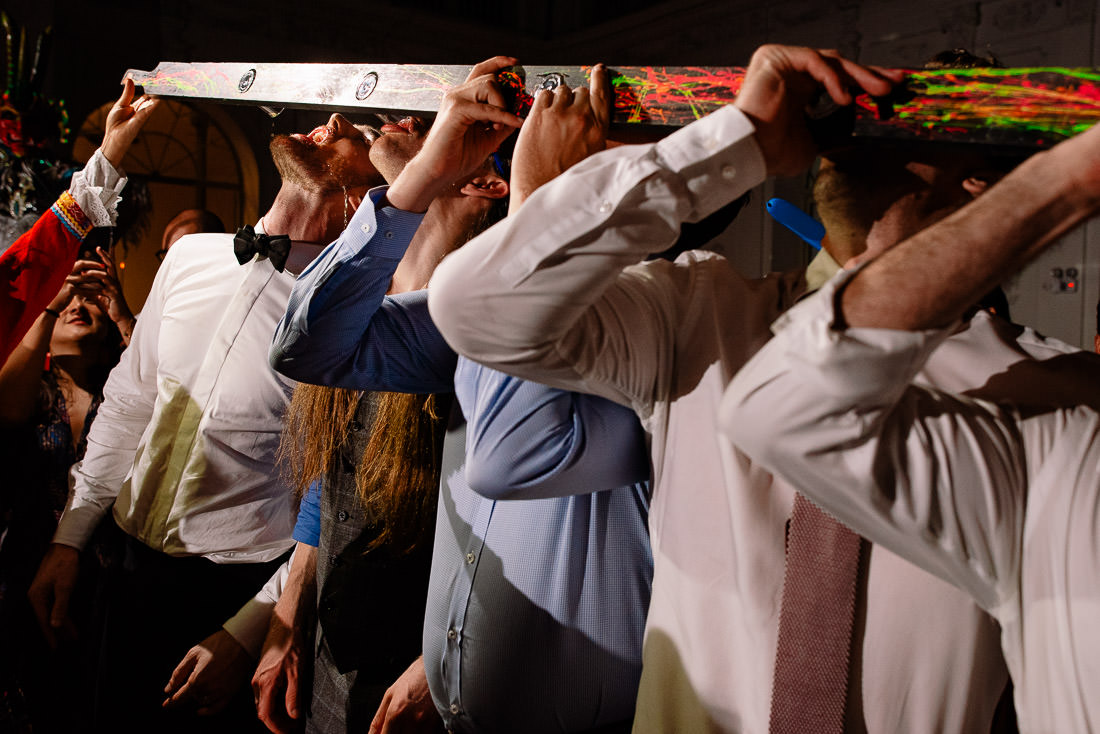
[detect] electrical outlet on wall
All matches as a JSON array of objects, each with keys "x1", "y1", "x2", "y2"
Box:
[{"x1": 1045, "y1": 266, "x2": 1081, "y2": 294}]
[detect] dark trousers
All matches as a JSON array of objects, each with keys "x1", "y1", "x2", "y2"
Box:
[{"x1": 92, "y1": 529, "x2": 288, "y2": 734}]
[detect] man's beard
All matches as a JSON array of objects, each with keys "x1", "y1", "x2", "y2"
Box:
[{"x1": 269, "y1": 135, "x2": 376, "y2": 192}]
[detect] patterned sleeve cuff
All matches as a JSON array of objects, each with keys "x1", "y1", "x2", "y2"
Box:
[{"x1": 51, "y1": 191, "x2": 95, "y2": 240}]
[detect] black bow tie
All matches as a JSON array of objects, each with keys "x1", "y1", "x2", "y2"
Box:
[{"x1": 234, "y1": 226, "x2": 291, "y2": 272}]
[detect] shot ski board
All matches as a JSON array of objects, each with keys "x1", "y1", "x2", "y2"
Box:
[{"x1": 124, "y1": 62, "x2": 1100, "y2": 147}]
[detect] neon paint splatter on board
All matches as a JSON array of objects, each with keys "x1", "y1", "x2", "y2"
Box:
[
  {"x1": 851, "y1": 67, "x2": 1100, "y2": 145},
  {"x1": 594, "y1": 66, "x2": 743, "y2": 124},
  {"x1": 124, "y1": 61, "x2": 1100, "y2": 147},
  {"x1": 595, "y1": 66, "x2": 1100, "y2": 143}
]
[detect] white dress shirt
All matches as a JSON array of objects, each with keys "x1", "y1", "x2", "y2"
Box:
[
  {"x1": 55, "y1": 230, "x2": 300, "y2": 563},
  {"x1": 722, "y1": 271, "x2": 1100, "y2": 733},
  {"x1": 428, "y1": 105, "x2": 1038, "y2": 733}
]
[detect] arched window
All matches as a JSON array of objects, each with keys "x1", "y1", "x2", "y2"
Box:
[{"x1": 73, "y1": 99, "x2": 259, "y2": 311}]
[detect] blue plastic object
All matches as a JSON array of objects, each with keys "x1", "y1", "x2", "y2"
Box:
[{"x1": 766, "y1": 198, "x2": 824, "y2": 250}]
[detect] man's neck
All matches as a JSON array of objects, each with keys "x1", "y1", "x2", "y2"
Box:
[
  {"x1": 261, "y1": 182, "x2": 370, "y2": 274},
  {"x1": 262, "y1": 183, "x2": 366, "y2": 245},
  {"x1": 820, "y1": 230, "x2": 865, "y2": 267},
  {"x1": 389, "y1": 193, "x2": 483, "y2": 293}
]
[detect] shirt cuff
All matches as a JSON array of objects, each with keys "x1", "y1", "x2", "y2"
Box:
[
  {"x1": 222, "y1": 557, "x2": 291, "y2": 657},
  {"x1": 52, "y1": 503, "x2": 108, "y2": 551},
  {"x1": 653, "y1": 105, "x2": 767, "y2": 220},
  {"x1": 68, "y1": 149, "x2": 127, "y2": 228},
  {"x1": 222, "y1": 597, "x2": 275, "y2": 658},
  {"x1": 360, "y1": 186, "x2": 427, "y2": 260}
]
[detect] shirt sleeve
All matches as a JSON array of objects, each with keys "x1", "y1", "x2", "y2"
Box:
[
  {"x1": 67, "y1": 149, "x2": 127, "y2": 227},
  {"x1": 456, "y1": 356, "x2": 650, "y2": 501},
  {"x1": 719, "y1": 270, "x2": 1028, "y2": 611},
  {"x1": 54, "y1": 242, "x2": 173, "y2": 549},
  {"x1": 221, "y1": 547, "x2": 296, "y2": 657},
  {"x1": 292, "y1": 480, "x2": 322, "y2": 546},
  {"x1": 270, "y1": 188, "x2": 456, "y2": 393},
  {"x1": 428, "y1": 105, "x2": 766, "y2": 413},
  {"x1": 0, "y1": 149, "x2": 127, "y2": 361}
]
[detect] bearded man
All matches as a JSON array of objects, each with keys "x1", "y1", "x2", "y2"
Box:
[{"x1": 27, "y1": 113, "x2": 385, "y2": 733}]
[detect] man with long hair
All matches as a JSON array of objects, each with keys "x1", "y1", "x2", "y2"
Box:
[
  {"x1": 269, "y1": 59, "x2": 653, "y2": 734},
  {"x1": 244, "y1": 61, "x2": 516, "y2": 734}
]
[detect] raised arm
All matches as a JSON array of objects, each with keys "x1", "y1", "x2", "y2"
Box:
[
  {"x1": 721, "y1": 274, "x2": 1029, "y2": 609},
  {"x1": 456, "y1": 356, "x2": 649, "y2": 501},
  {"x1": 721, "y1": 120, "x2": 1100, "y2": 608},
  {"x1": 429, "y1": 47, "x2": 897, "y2": 408},
  {"x1": 0, "y1": 80, "x2": 156, "y2": 361},
  {"x1": 268, "y1": 192, "x2": 454, "y2": 392},
  {"x1": 270, "y1": 57, "x2": 522, "y2": 394}
]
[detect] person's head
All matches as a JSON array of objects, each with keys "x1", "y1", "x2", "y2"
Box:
[
  {"x1": 814, "y1": 142, "x2": 1008, "y2": 260},
  {"x1": 813, "y1": 50, "x2": 1022, "y2": 265},
  {"x1": 372, "y1": 115, "x2": 510, "y2": 252},
  {"x1": 270, "y1": 113, "x2": 385, "y2": 196},
  {"x1": 159, "y1": 208, "x2": 225, "y2": 258},
  {"x1": 278, "y1": 118, "x2": 512, "y2": 554},
  {"x1": 48, "y1": 293, "x2": 121, "y2": 371},
  {"x1": 369, "y1": 116, "x2": 431, "y2": 184},
  {"x1": 50, "y1": 294, "x2": 109, "y2": 350}
]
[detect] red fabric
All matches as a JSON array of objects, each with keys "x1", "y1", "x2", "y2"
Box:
[
  {"x1": 0, "y1": 200, "x2": 86, "y2": 362},
  {"x1": 769, "y1": 493, "x2": 866, "y2": 734}
]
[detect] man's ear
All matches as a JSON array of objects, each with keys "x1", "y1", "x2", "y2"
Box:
[
  {"x1": 459, "y1": 173, "x2": 509, "y2": 200},
  {"x1": 962, "y1": 173, "x2": 997, "y2": 198}
]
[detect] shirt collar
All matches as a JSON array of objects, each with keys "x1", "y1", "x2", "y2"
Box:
[{"x1": 804, "y1": 248, "x2": 842, "y2": 294}]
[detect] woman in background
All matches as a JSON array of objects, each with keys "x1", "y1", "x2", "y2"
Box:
[{"x1": 0, "y1": 248, "x2": 132, "y2": 732}]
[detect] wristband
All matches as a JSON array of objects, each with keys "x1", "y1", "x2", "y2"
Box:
[{"x1": 43, "y1": 307, "x2": 62, "y2": 319}]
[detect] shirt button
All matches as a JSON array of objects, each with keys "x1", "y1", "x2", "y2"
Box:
[
  {"x1": 721, "y1": 164, "x2": 737, "y2": 180},
  {"x1": 465, "y1": 552, "x2": 476, "y2": 564},
  {"x1": 350, "y1": 419, "x2": 364, "y2": 432},
  {"x1": 385, "y1": 230, "x2": 394, "y2": 238},
  {"x1": 598, "y1": 201, "x2": 612, "y2": 214},
  {"x1": 360, "y1": 224, "x2": 372, "y2": 234},
  {"x1": 449, "y1": 704, "x2": 460, "y2": 715},
  {"x1": 337, "y1": 510, "x2": 349, "y2": 522},
  {"x1": 447, "y1": 628, "x2": 457, "y2": 640}
]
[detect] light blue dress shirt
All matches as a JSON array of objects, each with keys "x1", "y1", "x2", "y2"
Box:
[
  {"x1": 271, "y1": 189, "x2": 653, "y2": 733},
  {"x1": 292, "y1": 480, "x2": 322, "y2": 546}
]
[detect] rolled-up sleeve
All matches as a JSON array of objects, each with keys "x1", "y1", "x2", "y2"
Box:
[{"x1": 292, "y1": 480, "x2": 322, "y2": 546}]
